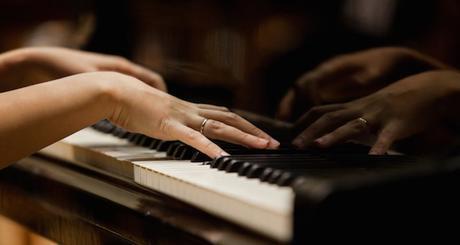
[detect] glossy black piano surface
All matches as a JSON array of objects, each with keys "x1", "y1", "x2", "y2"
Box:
[
  {"x1": 1, "y1": 0, "x2": 460, "y2": 243},
  {"x1": 2, "y1": 120, "x2": 460, "y2": 244},
  {"x1": 0, "y1": 156, "x2": 278, "y2": 244}
]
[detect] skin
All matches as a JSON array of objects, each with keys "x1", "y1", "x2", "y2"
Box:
[
  {"x1": 291, "y1": 70, "x2": 460, "y2": 155},
  {"x1": 0, "y1": 47, "x2": 167, "y2": 92},
  {"x1": 277, "y1": 47, "x2": 450, "y2": 121},
  {"x1": 0, "y1": 49, "x2": 279, "y2": 168}
]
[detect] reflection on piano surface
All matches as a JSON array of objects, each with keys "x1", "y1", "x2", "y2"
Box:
[
  {"x1": 36, "y1": 120, "x2": 450, "y2": 244},
  {"x1": 1, "y1": 1, "x2": 460, "y2": 243}
]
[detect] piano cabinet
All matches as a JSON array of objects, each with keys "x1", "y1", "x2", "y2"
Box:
[{"x1": 0, "y1": 155, "x2": 279, "y2": 245}]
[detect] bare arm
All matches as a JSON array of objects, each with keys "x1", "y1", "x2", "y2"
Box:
[
  {"x1": 0, "y1": 71, "x2": 279, "y2": 168},
  {"x1": 0, "y1": 73, "x2": 113, "y2": 166},
  {"x1": 0, "y1": 47, "x2": 166, "y2": 92}
]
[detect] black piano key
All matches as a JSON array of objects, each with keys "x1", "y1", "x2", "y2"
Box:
[
  {"x1": 167, "y1": 142, "x2": 182, "y2": 156},
  {"x1": 178, "y1": 146, "x2": 195, "y2": 160},
  {"x1": 246, "y1": 164, "x2": 266, "y2": 179},
  {"x1": 112, "y1": 127, "x2": 131, "y2": 138},
  {"x1": 127, "y1": 133, "x2": 135, "y2": 142},
  {"x1": 223, "y1": 160, "x2": 244, "y2": 172},
  {"x1": 267, "y1": 169, "x2": 284, "y2": 184},
  {"x1": 139, "y1": 136, "x2": 154, "y2": 147},
  {"x1": 276, "y1": 172, "x2": 298, "y2": 186},
  {"x1": 190, "y1": 151, "x2": 212, "y2": 162},
  {"x1": 238, "y1": 162, "x2": 253, "y2": 176},
  {"x1": 156, "y1": 141, "x2": 177, "y2": 151},
  {"x1": 191, "y1": 142, "x2": 362, "y2": 163},
  {"x1": 210, "y1": 156, "x2": 231, "y2": 168},
  {"x1": 173, "y1": 144, "x2": 186, "y2": 159},
  {"x1": 148, "y1": 139, "x2": 160, "y2": 149},
  {"x1": 238, "y1": 158, "x2": 330, "y2": 178},
  {"x1": 259, "y1": 167, "x2": 275, "y2": 182},
  {"x1": 217, "y1": 158, "x2": 238, "y2": 170},
  {"x1": 135, "y1": 135, "x2": 147, "y2": 145},
  {"x1": 128, "y1": 133, "x2": 141, "y2": 143},
  {"x1": 92, "y1": 120, "x2": 115, "y2": 133}
]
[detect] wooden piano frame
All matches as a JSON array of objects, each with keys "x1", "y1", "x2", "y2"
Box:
[{"x1": 0, "y1": 154, "x2": 280, "y2": 245}]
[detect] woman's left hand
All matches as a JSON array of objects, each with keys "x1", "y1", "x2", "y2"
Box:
[
  {"x1": 292, "y1": 70, "x2": 460, "y2": 154},
  {"x1": 10, "y1": 47, "x2": 167, "y2": 91}
]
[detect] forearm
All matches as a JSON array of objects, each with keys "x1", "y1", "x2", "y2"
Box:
[
  {"x1": 0, "y1": 48, "x2": 37, "y2": 92},
  {"x1": 0, "y1": 73, "x2": 115, "y2": 167}
]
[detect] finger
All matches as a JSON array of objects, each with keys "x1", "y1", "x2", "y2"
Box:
[
  {"x1": 199, "y1": 109, "x2": 280, "y2": 149},
  {"x1": 202, "y1": 119, "x2": 270, "y2": 149},
  {"x1": 293, "y1": 104, "x2": 347, "y2": 135},
  {"x1": 314, "y1": 117, "x2": 370, "y2": 148},
  {"x1": 124, "y1": 64, "x2": 167, "y2": 92},
  {"x1": 170, "y1": 122, "x2": 228, "y2": 159},
  {"x1": 369, "y1": 124, "x2": 399, "y2": 155},
  {"x1": 315, "y1": 54, "x2": 360, "y2": 77},
  {"x1": 196, "y1": 104, "x2": 230, "y2": 112},
  {"x1": 293, "y1": 109, "x2": 358, "y2": 148},
  {"x1": 276, "y1": 89, "x2": 295, "y2": 120},
  {"x1": 107, "y1": 58, "x2": 167, "y2": 92},
  {"x1": 135, "y1": 66, "x2": 167, "y2": 92}
]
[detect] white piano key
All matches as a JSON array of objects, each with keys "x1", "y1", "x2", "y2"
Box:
[{"x1": 39, "y1": 127, "x2": 294, "y2": 242}]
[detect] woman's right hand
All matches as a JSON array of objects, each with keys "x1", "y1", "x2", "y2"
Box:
[
  {"x1": 102, "y1": 72, "x2": 279, "y2": 158},
  {"x1": 277, "y1": 47, "x2": 449, "y2": 121}
]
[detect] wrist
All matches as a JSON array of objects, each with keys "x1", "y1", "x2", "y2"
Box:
[
  {"x1": 91, "y1": 72, "x2": 127, "y2": 121},
  {"x1": 0, "y1": 48, "x2": 36, "y2": 71}
]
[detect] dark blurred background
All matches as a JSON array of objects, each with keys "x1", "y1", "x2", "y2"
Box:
[{"x1": 1, "y1": 0, "x2": 459, "y2": 116}]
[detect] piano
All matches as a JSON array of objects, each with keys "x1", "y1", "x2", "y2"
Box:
[
  {"x1": 2, "y1": 120, "x2": 449, "y2": 244},
  {"x1": 1, "y1": 1, "x2": 459, "y2": 243}
]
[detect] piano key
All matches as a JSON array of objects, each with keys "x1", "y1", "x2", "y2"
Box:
[
  {"x1": 41, "y1": 121, "x2": 422, "y2": 243},
  {"x1": 112, "y1": 127, "x2": 131, "y2": 138},
  {"x1": 138, "y1": 136, "x2": 154, "y2": 147},
  {"x1": 148, "y1": 139, "x2": 160, "y2": 149},
  {"x1": 132, "y1": 159, "x2": 294, "y2": 241},
  {"x1": 156, "y1": 140, "x2": 176, "y2": 151}
]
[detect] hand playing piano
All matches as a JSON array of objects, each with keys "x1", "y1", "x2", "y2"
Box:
[
  {"x1": 0, "y1": 47, "x2": 167, "y2": 92},
  {"x1": 106, "y1": 72, "x2": 280, "y2": 158},
  {"x1": 292, "y1": 70, "x2": 460, "y2": 155},
  {"x1": 277, "y1": 47, "x2": 449, "y2": 121}
]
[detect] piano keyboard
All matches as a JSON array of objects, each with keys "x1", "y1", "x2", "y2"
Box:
[{"x1": 39, "y1": 120, "x2": 419, "y2": 243}]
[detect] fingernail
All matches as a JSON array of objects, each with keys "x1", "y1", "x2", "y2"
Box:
[
  {"x1": 258, "y1": 138, "x2": 270, "y2": 148},
  {"x1": 270, "y1": 139, "x2": 281, "y2": 148},
  {"x1": 220, "y1": 151, "x2": 230, "y2": 156},
  {"x1": 369, "y1": 148, "x2": 382, "y2": 155},
  {"x1": 314, "y1": 138, "x2": 324, "y2": 145}
]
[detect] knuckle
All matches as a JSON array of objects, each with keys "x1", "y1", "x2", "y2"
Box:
[
  {"x1": 158, "y1": 118, "x2": 172, "y2": 134},
  {"x1": 224, "y1": 112, "x2": 240, "y2": 122},
  {"x1": 207, "y1": 120, "x2": 224, "y2": 132},
  {"x1": 203, "y1": 141, "x2": 214, "y2": 150},
  {"x1": 184, "y1": 129, "x2": 200, "y2": 141},
  {"x1": 113, "y1": 56, "x2": 130, "y2": 64},
  {"x1": 322, "y1": 112, "x2": 337, "y2": 121},
  {"x1": 351, "y1": 120, "x2": 367, "y2": 132},
  {"x1": 308, "y1": 106, "x2": 323, "y2": 117},
  {"x1": 240, "y1": 132, "x2": 250, "y2": 141}
]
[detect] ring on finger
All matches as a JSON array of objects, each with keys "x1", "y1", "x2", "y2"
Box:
[
  {"x1": 357, "y1": 117, "x2": 369, "y2": 127},
  {"x1": 200, "y1": 118, "x2": 209, "y2": 134}
]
